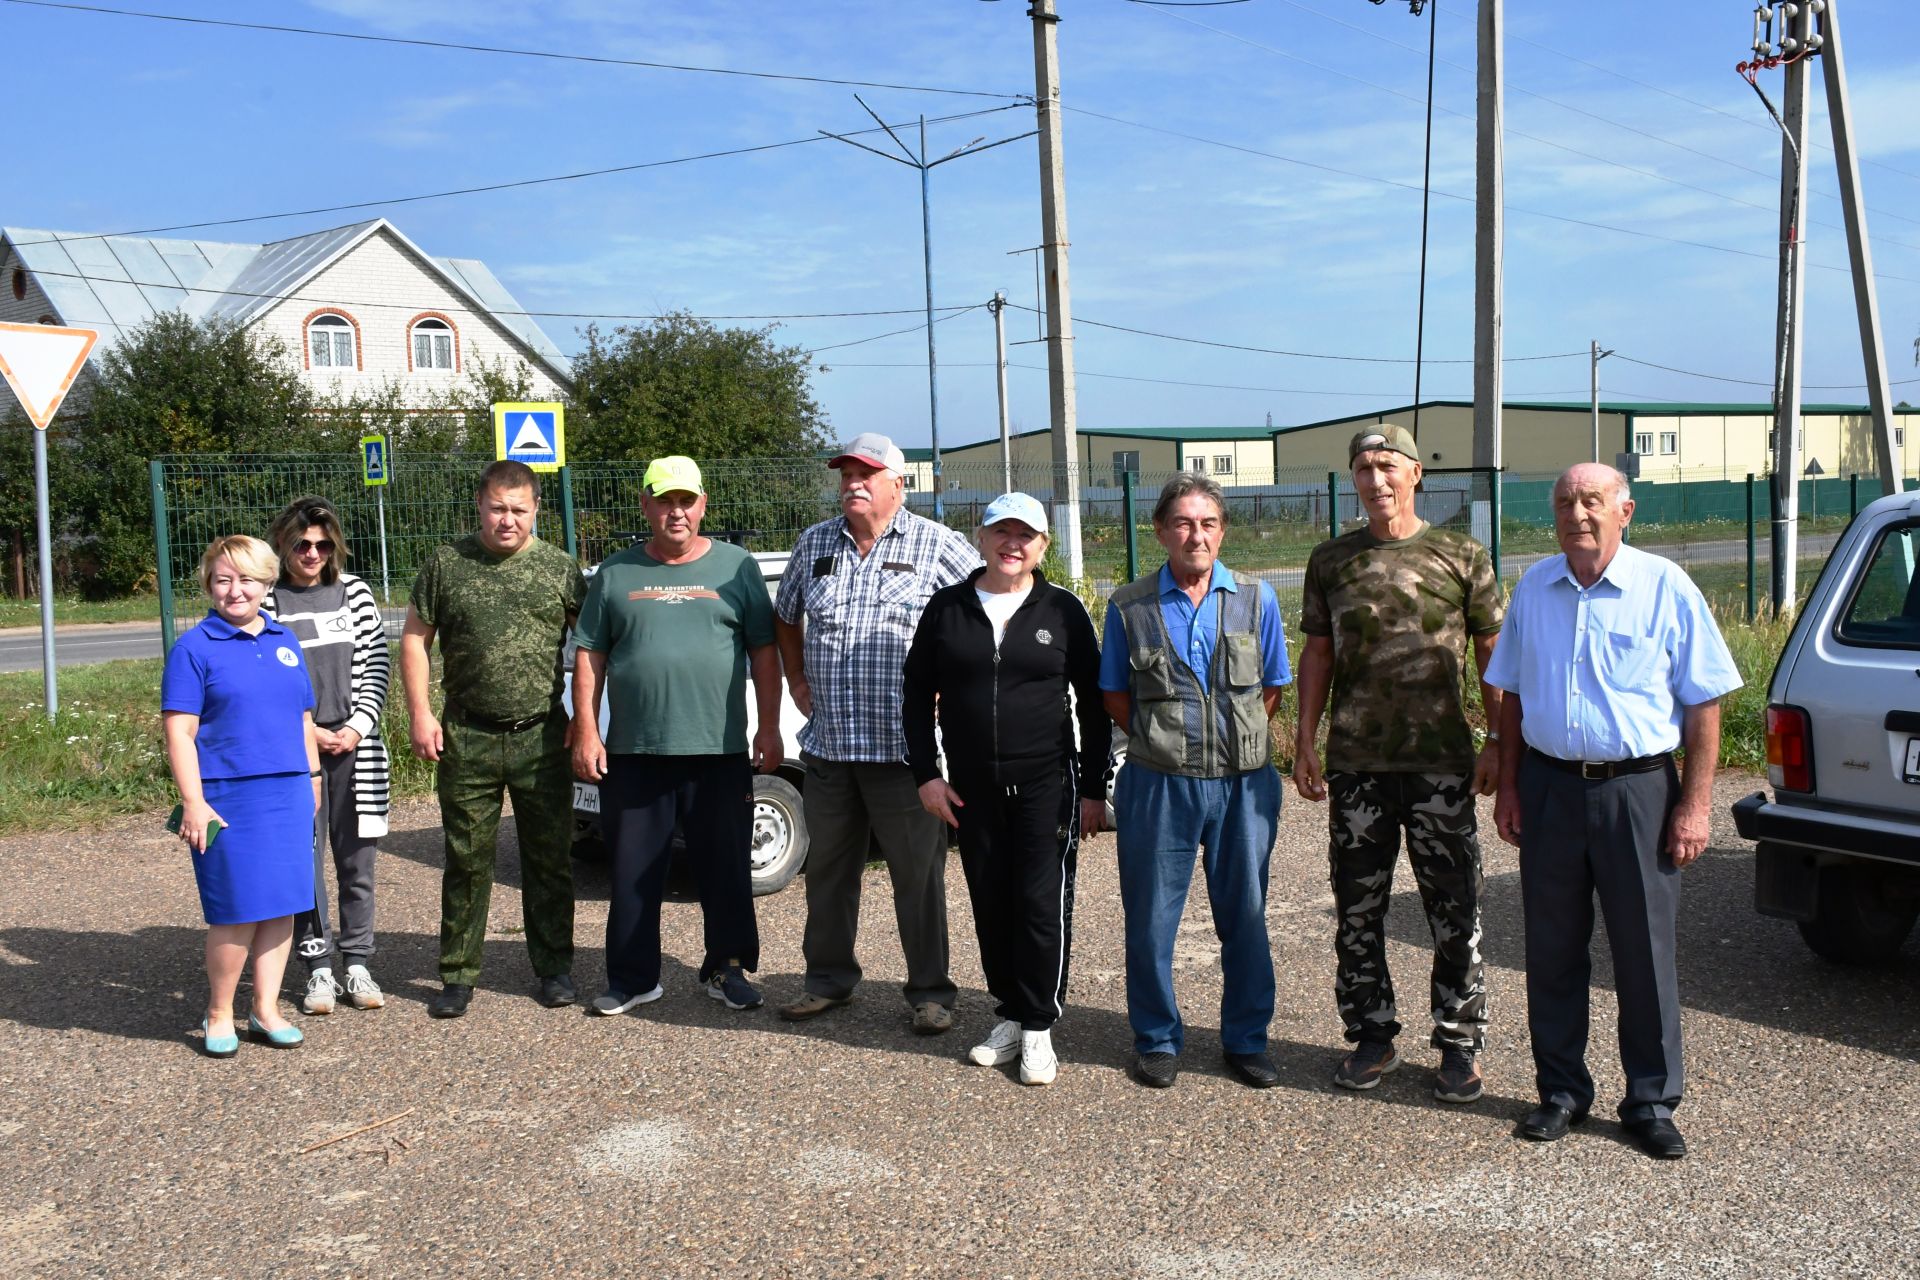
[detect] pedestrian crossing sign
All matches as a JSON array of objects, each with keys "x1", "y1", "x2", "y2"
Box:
[
  {"x1": 361, "y1": 434, "x2": 389, "y2": 487},
  {"x1": 493, "y1": 401, "x2": 566, "y2": 473}
]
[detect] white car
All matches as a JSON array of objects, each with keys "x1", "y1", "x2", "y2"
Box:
[
  {"x1": 565, "y1": 550, "x2": 811, "y2": 896},
  {"x1": 1731, "y1": 487, "x2": 1920, "y2": 964}
]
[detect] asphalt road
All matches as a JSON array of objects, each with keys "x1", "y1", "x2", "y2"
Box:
[{"x1": 2, "y1": 771, "x2": 1915, "y2": 1278}]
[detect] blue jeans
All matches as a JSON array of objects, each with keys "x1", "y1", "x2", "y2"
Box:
[{"x1": 1114, "y1": 762, "x2": 1281, "y2": 1057}]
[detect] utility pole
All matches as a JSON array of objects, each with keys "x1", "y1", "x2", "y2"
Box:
[
  {"x1": 819, "y1": 100, "x2": 1033, "y2": 521},
  {"x1": 1030, "y1": 0, "x2": 1083, "y2": 579},
  {"x1": 1819, "y1": 0, "x2": 1898, "y2": 492},
  {"x1": 1759, "y1": 10, "x2": 1813, "y2": 614},
  {"x1": 1471, "y1": 0, "x2": 1504, "y2": 545},
  {"x1": 1590, "y1": 340, "x2": 1614, "y2": 462},
  {"x1": 990, "y1": 291, "x2": 1012, "y2": 492}
]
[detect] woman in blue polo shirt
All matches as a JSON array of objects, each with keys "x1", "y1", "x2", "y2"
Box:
[{"x1": 162, "y1": 535, "x2": 321, "y2": 1058}]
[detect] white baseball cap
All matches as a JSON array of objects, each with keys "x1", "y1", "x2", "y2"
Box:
[
  {"x1": 828, "y1": 432, "x2": 907, "y2": 476},
  {"x1": 980, "y1": 492, "x2": 1048, "y2": 535}
]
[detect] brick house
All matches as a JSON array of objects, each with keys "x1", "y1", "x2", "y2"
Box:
[{"x1": 0, "y1": 217, "x2": 574, "y2": 419}]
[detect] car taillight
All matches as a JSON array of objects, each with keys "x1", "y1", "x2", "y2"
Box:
[{"x1": 1765, "y1": 704, "x2": 1814, "y2": 792}]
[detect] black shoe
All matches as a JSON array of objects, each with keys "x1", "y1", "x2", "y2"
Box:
[
  {"x1": 428, "y1": 984, "x2": 473, "y2": 1019},
  {"x1": 1223, "y1": 1050, "x2": 1281, "y2": 1089},
  {"x1": 1131, "y1": 1052, "x2": 1179, "y2": 1089},
  {"x1": 1624, "y1": 1116, "x2": 1688, "y2": 1160},
  {"x1": 1519, "y1": 1102, "x2": 1590, "y2": 1142},
  {"x1": 538, "y1": 974, "x2": 577, "y2": 1008}
]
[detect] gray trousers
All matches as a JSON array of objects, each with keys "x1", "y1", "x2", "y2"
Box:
[
  {"x1": 797, "y1": 753, "x2": 954, "y2": 1008},
  {"x1": 297, "y1": 748, "x2": 378, "y2": 972},
  {"x1": 1518, "y1": 750, "x2": 1684, "y2": 1123}
]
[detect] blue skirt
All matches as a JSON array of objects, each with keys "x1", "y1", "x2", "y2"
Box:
[{"x1": 192, "y1": 773, "x2": 316, "y2": 926}]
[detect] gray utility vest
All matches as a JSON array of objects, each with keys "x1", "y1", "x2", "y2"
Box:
[{"x1": 1113, "y1": 569, "x2": 1272, "y2": 779}]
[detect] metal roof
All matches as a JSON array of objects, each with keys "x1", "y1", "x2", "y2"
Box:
[{"x1": 2, "y1": 219, "x2": 571, "y2": 385}]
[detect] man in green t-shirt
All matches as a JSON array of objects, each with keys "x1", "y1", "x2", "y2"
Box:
[
  {"x1": 402, "y1": 460, "x2": 587, "y2": 1019},
  {"x1": 570, "y1": 456, "x2": 783, "y2": 1016},
  {"x1": 1292, "y1": 425, "x2": 1505, "y2": 1103}
]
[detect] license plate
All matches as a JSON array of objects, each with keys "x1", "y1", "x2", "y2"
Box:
[
  {"x1": 572, "y1": 781, "x2": 601, "y2": 814},
  {"x1": 1905, "y1": 738, "x2": 1920, "y2": 784}
]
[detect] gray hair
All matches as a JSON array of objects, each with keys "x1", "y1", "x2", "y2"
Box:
[
  {"x1": 1555, "y1": 463, "x2": 1632, "y2": 505},
  {"x1": 1151, "y1": 472, "x2": 1228, "y2": 526}
]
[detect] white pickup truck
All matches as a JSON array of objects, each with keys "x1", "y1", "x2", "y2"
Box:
[{"x1": 1731, "y1": 487, "x2": 1920, "y2": 964}]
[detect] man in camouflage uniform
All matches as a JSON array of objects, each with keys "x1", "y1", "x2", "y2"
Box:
[
  {"x1": 401, "y1": 459, "x2": 587, "y2": 1019},
  {"x1": 1291, "y1": 425, "x2": 1504, "y2": 1102}
]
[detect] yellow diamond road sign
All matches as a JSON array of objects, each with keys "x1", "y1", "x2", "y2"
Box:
[{"x1": 493, "y1": 401, "x2": 565, "y2": 473}]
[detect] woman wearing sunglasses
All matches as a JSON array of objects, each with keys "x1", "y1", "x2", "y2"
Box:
[{"x1": 265, "y1": 496, "x2": 393, "y2": 1017}]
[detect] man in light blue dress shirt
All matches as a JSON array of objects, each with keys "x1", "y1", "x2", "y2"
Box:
[{"x1": 1487, "y1": 464, "x2": 1741, "y2": 1161}]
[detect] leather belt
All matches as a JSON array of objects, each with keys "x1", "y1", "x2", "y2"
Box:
[
  {"x1": 1528, "y1": 746, "x2": 1671, "y2": 781},
  {"x1": 454, "y1": 709, "x2": 551, "y2": 735}
]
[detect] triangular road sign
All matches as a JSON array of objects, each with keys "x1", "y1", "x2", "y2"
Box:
[
  {"x1": 0, "y1": 322, "x2": 98, "y2": 430},
  {"x1": 508, "y1": 413, "x2": 552, "y2": 454}
]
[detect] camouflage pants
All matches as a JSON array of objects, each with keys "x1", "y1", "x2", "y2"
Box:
[
  {"x1": 1326, "y1": 771, "x2": 1486, "y2": 1052},
  {"x1": 436, "y1": 712, "x2": 576, "y2": 986}
]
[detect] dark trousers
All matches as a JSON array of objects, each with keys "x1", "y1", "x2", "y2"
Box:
[
  {"x1": 296, "y1": 746, "x2": 379, "y2": 973},
  {"x1": 952, "y1": 763, "x2": 1080, "y2": 1032},
  {"x1": 1518, "y1": 750, "x2": 1684, "y2": 1123},
  {"x1": 436, "y1": 712, "x2": 576, "y2": 986},
  {"x1": 602, "y1": 752, "x2": 759, "y2": 995},
  {"x1": 798, "y1": 753, "x2": 955, "y2": 1008},
  {"x1": 1326, "y1": 770, "x2": 1487, "y2": 1052}
]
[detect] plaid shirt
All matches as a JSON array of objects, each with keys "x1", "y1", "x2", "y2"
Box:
[{"x1": 775, "y1": 509, "x2": 981, "y2": 762}]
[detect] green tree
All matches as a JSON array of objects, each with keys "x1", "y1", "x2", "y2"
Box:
[
  {"x1": 569, "y1": 312, "x2": 832, "y2": 462},
  {"x1": 70, "y1": 312, "x2": 314, "y2": 595}
]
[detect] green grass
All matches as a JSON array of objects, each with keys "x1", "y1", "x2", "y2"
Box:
[
  {"x1": 0, "y1": 646, "x2": 438, "y2": 837},
  {"x1": 0, "y1": 595, "x2": 163, "y2": 628}
]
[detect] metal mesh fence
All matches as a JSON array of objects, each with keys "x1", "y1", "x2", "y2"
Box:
[{"x1": 151, "y1": 454, "x2": 1913, "y2": 644}]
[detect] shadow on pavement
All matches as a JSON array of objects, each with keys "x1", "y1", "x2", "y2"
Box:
[{"x1": 1373, "y1": 842, "x2": 1920, "y2": 1064}]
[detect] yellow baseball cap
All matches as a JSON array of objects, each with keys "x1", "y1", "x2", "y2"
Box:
[{"x1": 642, "y1": 455, "x2": 705, "y2": 496}]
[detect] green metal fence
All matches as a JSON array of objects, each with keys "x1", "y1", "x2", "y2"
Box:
[{"x1": 151, "y1": 453, "x2": 1912, "y2": 649}]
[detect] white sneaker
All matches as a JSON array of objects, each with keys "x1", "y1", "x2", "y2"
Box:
[
  {"x1": 967, "y1": 1019, "x2": 1021, "y2": 1066},
  {"x1": 344, "y1": 964, "x2": 386, "y2": 1010},
  {"x1": 1019, "y1": 1029, "x2": 1058, "y2": 1086},
  {"x1": 301, "y1": 969, "x2": 341, "y2": 1016}
]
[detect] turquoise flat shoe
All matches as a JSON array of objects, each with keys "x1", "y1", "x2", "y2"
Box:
[
  {"x1": 246, "y1": 1015, "x2": 304, "y2": 1049},
  {"x1": 200, "y1": 1019, "x2": 239, "y2": 1059}
]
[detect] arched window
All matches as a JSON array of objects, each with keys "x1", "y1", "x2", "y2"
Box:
[
  {"x1": 411, "y1": 316, "x2": 455, "y2": 371},
  {"x1": 308, "y1": 312, "x2": 357, "y2": 369}
]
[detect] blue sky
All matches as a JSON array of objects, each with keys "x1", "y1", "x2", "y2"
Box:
[{"x1": 11, "y1": 0, "x2": 1920, "y2": 450}]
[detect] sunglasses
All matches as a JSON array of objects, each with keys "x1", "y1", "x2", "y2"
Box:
[{"x1": 295, "y1": 539, "x2": 336, "y2": 555}]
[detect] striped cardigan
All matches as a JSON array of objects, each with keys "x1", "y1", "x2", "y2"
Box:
[{"x1": 265, "y1": 573, "x2": 392, "y2": 838}]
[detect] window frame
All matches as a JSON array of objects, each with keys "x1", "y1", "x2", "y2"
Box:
[
  {"x1": 1833, "y1": 518, "x2": 1920, "y2": 651},
  {"x1": 407, "y1": 313, "x2": 459, "y2": 373},
  {"x1": 1634, "y1": 431, "x2": 1654, "y2": 455},
  {"x1": 304, "y1": 310, "x2": 360, "y2": 371},
  {"x1": 1658, "y1": 431, "x2": 1678, "y2": 456}
]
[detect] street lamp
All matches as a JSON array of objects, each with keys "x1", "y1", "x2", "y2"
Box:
[{"x1": 821, "y1": 97, "x2": 1034, "y2": 517}]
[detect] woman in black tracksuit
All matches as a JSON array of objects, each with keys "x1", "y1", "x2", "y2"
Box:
[{"x1": 903, "y1": 493, "x2": 1110, "y2": 1086}]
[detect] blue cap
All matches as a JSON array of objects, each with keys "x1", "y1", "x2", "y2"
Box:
[{"x1": 980, "y1": 492, "x2": 1048, "y2": 534}]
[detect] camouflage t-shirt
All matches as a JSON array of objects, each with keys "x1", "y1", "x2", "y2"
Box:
[
  {"x1": 1300, "y1": 522, "x2": 1503, "y2": 772},
  {"x1": 410, "y1": 533, "x2": 586, "y2": 725}
]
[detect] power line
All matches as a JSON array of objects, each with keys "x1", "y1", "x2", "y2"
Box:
[
  {"x1": 1, "y1": 0, "x2": 1028, "y2": 100},
  {"x1": 1241, "y1": 0, "x2": 1920, "y2": 225},
  {"x1": 999, "y1": 300, "x2": 1568, "y2": 366},
  {"x1": 18, "y1": 264, "x2": 979, "y2": 325},
  {"x1": 826, "y1": 358, "x2": 1586, "y2": 400},
  {"x1": 1132, "y1": 4, "x2": 1920, "y2": 246},
  {"x1": 4, "y1": 105, "x2": 1024, "y2": 246},
  {"x1": 1613, "y1": 353, "x2": 1920, "y2": 391},
  {"x1": 803, "y1": 305, "x2": 983, "y2": 355},
  {"x1": 1063, "y1": 105, "x2": 1920, "y2": 286}
]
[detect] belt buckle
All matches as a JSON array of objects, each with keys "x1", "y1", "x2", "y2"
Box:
[{"x1": 1580, "y1": 760, "x2": 1608, "y2": 781}]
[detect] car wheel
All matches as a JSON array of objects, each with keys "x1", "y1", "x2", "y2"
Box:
[
  {"x1": 750, "y1": 774, "x2": 808, "y2": 896},
  {"x1": 1797, "y1": 864, "x2": 1920, "y2": 965}
]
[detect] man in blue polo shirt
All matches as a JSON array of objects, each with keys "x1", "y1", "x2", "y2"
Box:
[{"x1": 1099, "y1": 473, "x2": 1291, "y2": 1090}]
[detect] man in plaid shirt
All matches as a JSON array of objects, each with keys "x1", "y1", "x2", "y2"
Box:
[{"x1": 774, "y1": 432, "x2": 980, "y2": 1034}]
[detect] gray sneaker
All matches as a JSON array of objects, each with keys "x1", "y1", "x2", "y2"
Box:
[
  {"x1": 343, "y1": 964, "x2": 385, "y2": 1011},
  {"x1": 1333, "y1": 1040, "x2": 1401, "y2": 1091},
  {"x1": 589, "y1": 985, "x2": 664, "y2": 1016},
  {"x1": 301, "y1": 969, "x2": 341, "y2": 1016}
]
